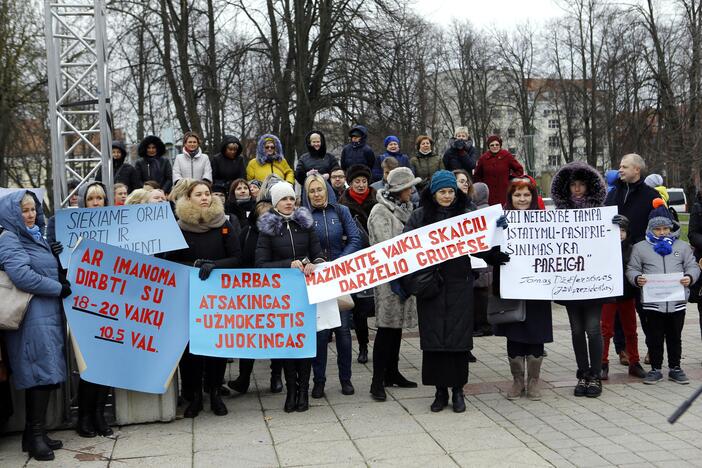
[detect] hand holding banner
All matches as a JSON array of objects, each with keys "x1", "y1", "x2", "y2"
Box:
[
  {"x1": 641, "y1": 273, "x2": 686, "y2": 303},
  {"x1": 55, "y1": 202, "x2": 187, "y2": 267},
  {"x1": 63, "y1": 239, "x2": 191, "y2": 394}
]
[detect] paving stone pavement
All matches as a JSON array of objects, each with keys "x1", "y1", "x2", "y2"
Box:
[{"x1": 4, "y1": 303, "x2": 702, "y2": 467}]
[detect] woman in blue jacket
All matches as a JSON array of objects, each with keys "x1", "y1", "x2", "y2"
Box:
[
  {"x1": 0, "y1": 191, "x2": 72, "y2": 461},
  {"x1": 303, "y1": 174, "x2": 363, "y2": 398}
]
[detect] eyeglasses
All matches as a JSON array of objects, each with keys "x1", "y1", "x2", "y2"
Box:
[
  {"x1": 264, "y1": 145, "x2": 275, "y2": 149},
  {"x1": 331, "y1": 175, "x2": 345, "y2": 179},
  {"x1": 489, "y1": 143, "x2": 501, "y2": 147}
]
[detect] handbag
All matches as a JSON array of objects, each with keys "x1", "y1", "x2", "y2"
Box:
[
  {"x1": 0, "y1": 270, "x2": 33, "y2": 330},
  {"x1": 487, "y1": 293, "x2": 526, "y2": 325},
  {"x1": 400, "y1": 267, "x2": 443, "y2": 300},
  {"x1": 337, "y1": 294, "x2": 355, "y2": 311}
]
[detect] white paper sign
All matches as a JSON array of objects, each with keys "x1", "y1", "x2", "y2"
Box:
[
  {"x1": 499, "y1": 207, "x2": 623, "y2": 300},
  {"x1": 316, "y1": 299, "x2": 342, "y2": 331},
  {"x1": 305, "y1": 205, "x2": 503, "y2": 304},
  {"x1": 642, "y1": 273, "x2": 686, "y2": 303}
]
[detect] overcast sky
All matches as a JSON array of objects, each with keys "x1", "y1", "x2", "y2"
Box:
[{"x1": 411, "y1": 0, "x2": 565, "y2": 29}]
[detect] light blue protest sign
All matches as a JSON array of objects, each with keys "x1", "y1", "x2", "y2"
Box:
[
  {"x1": 54, "y1": 202, "x2": 187, "y2": 268},
  {"x1": 63, "y1": 239, "x2": 190, "y2": 394},
  {"x1": 189, "y1": 269, "x2": 317, "y2": 359}
]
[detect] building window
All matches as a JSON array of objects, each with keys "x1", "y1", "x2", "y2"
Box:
[
  {"x1": 508, "y1": 128, "x2": 516, "y2": 138},
  {"x1": 548, "y1": 155, "x2": 559, "y2": 166},
  {"x1": 543, "y1": 109, "x2": 551, "y2": 117},
  {"x1": 548, "y1": 136, "x2": 559, "y2": 147},
  {"x1": 492, "y1": 128, "x2": 501, "y2": 135},
  {"x1": 548, "y1": 119, "x2": 560, "y2": 129}
]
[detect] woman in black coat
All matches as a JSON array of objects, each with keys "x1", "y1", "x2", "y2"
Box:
[
  {"x1": 256, "y1": 182, "x2": 324, "y2": 412},
  {"x1": 165, "y1": 180, "x2": 241, "y2": 418},
  {"x1": 212, "y1": 135, "x2": 246, "y2": 194},
  {"x1": 295, "y1": 130, "x2": 338, "y2": 185},
  {"x1": 403, "y1": 171, "x2": 472, "y2": 413},
  {"x1": 135, "y1": 135, "x2": 173, "y2": 193}
]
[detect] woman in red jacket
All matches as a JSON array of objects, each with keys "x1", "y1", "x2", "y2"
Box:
[{"x1": 473, "y1": 135, "x2": 524, "y2": 206}]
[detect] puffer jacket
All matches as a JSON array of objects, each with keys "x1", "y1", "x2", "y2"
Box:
[
  {"x1": 0, "y1": 191, "x2": 66, "y2": 389},
  {"x1": 173, "y1": 148, "x2": 212, "y2": 185},
  {"x1": 371, "y1": 151, "x2": 412, "y2": 183},
  {"x1": 368, "y1": 190, "x2": 417, "y2": 329},
  {"x1": 255, "y1": 207, "x2": 324, "y2": 268},
  {"x1": 340, "y1": 125, "x2": 375, "y2": 170},
  {"x1": 246, "y1": 134, "x2": 294, "y2": 183},
  {"x1": 307, "y1": 203, "x2": 363, "y2": 261},
  {"x1": 295, "y1": 130, "x2": 339, "y2": 185},
  {"x1": 627, "y1": 237, "x2": 700, "y2": 313},
  {"x1": 211, "y1": 135, "x2": 246, "y2": 194}
]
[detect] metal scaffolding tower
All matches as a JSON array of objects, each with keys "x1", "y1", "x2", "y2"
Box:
[{"x1": 44, "y1": 0, "x2": 112, "y2": 212}]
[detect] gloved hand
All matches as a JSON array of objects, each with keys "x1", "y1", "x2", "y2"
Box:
[
  {"x1": 197, "y1": 260, "x2": 216, "y2": 280},
  {"x1": 478, "y1": 248, "x2": 511, "y2": 266},
  {"x1": 59, "y1": 281, "x2": 72, "y2": 299},
  {"x1": 612, "y1": 214, "x2": 627, "y2": 225},
  {"x1": 50, "y1": 241, "x2": 63, "y2": 256},
  {"x1": 496, "y1": 215, "x2": 509, "y2": 229},
  {"x1": 389, "y1": 279, "x2": 409, "y2": 302},
  {"x1": 493, "y1": 251, "x2": 511, "y2": 265}
]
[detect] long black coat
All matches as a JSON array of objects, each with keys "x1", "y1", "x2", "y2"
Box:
[
  {"x1": 255, "y1": 207, "x2": 324, "y2": 268},
  {"x1": 403, "y1": 190, "x2": 473, "y2": 352},
  {"x1": 211, "y1": 135, "x2": 246, "y2": 194},
  {"x1": 605, "y1": 178, "x2": 659, "y2": 243}
]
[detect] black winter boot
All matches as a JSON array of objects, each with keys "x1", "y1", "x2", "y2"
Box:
[
  {"x1": 209, "y1": 386, "x2": 228, "y2": 416},
  {"x1": 284, "y1": 384, "x2": 297, "y2": 413},
  {"x1": 357, "y1": 344, "x2": 368, "y2": 364},
  {"x1": 296, "y1": 362, "x2": 311, "y2": 412},
  {"x1": 93, "y1": 385, "x2": 113, "y2": 436},
  {"x1": 22, "y1": 390, "x2": 62, "y2": 452},
  {"x1": 451, "y1": 386, "x2": 466, "y2": 413},
  {"x1": 183, "y1": 390, "x2": 203, "y2": 418},
  {"x1": 76, "y1": 380, "x2": 97, "y2": 438},
  {"x1": 270, "y1": 360, "x2": 284, "y2": 393},
  {"x1": 430, "y1": 387, "x2": 449, "y2": 412},
  {"x1": 26, "y1": 388, "x2": 54, "y2": 461}
]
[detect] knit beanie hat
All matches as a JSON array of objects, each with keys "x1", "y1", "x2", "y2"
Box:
[
  {"x1": 647, "y1": 198, "x2": 673, "y2": 231},
  {"x1": 486, "y1": 135, "x2": 502, "y2": 146},
  {"x1": 384, "y1": 135, "x2": 400, "y2": 147},
  {"x1": 644, "y1": 174, "x2": 664, "y2": 188},
  {"x1": 345, "y1": 164, "x2": 372, "y2": 184},
  {"x1": 270, "y1": 182, "x2": 296, "y2": 207},
  {"x1": 430, "y1": 170, "x2": 458, "y2": 194}
]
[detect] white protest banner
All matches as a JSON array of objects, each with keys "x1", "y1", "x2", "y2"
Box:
[
  {"x1": 499, "y1": 206, "x2": 622, "y2": 300},
  {"x1": 642, "y1": 273, "x2": 685, "y2": 303},
  {"x1": 305, "y1": 204, "x2": 504, "y2": 304}
]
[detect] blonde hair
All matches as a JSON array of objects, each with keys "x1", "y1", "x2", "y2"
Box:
[
  {"x1": 168, "y1": 178, "x2": 194, "y2": 202},
  {"x1": 21, "y1": 193, "x2": 35, "y2": 207},
  {"x1": 454, "y1": 126, "x2": 470, "y2": 137},
  {"x1": 303, "y1": 173, "x2": 328, "y2": 204},
  {"x1": 86, "y1": 184, "x2": 106, "y2": 200},
  {"x1": 125, "y1": 189, "x2": 152, "y2": 205},
  {"x1": 114, "y1": 183, "x2": 128, "y2": 192}
]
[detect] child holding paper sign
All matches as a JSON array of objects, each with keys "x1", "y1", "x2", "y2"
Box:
[{"x1": 626, "y1": 199, "x2": 700, "y2": 385}]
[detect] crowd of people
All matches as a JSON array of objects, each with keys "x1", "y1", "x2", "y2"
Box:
[{"x1": 1, "y1": 126, "x2": 701, "y2": 462}]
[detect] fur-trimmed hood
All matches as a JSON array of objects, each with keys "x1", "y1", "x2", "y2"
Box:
[
  {"x1": 256, "y1": 134, "x2": 284, "y2": 164},
  {"x1": 218, "y1": 135, "x2": 243, "y2": 159},
  {"x1": 78, "y1": 181, "x2": 109, "y2": 208},
  {"x1": 257, "y1": 207, "x2": 314, "y2": 236},
  {"x1": 551, "y1": 161, "x2": 606, "y2": 209},
  {"x1": 175, "y1": 194, "x2": 225, "y2": 226},
  {"x1": 138, "y1": 135, "x2": 166, "y2": 159}
]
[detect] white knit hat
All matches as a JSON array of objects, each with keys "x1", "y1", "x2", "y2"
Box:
[{"x1": 270, "y1": 182, "x2": 296, "y2": 207}]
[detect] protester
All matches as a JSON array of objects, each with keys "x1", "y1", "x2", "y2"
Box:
[
  {"x1": 143, "y1": 180, "x2": 161, "y2": 190},
  {"x1": 135, "y1": 135, "x2": 173, "y2": 193},
  {"x1": 627, "y1": 199, "x2": 700, "y2": 384},
  {"x1": 124, "y1": 188, "x2": 152, "y2": 205},
  {"x1": 249, "y1": 180, "x2": 262, "y2": 200},
  {"x1": 482, "y1": 178, "x2": 552, "y2": 400},
  {"x1": 403, "y1": 170, "x2": 474, "y2": 412},
  {"x1": 365, "y1": 168, "x2": 420, "y2": 402},
  {"x1": 148, "y1": 189, "x2": 167, "y2": 203},
  {"x1": 166, "y1": 180, "x2": 241, "y2": 418},
  {"x1": 328, "y1": 166, "x2": 346, "y2": 200},
  {"x1": 96, "y1": 141, "x2": 140, "y2": 193},
  {"x1": 211, "y1": 135, "x2": 246, "y2": 195},
  {"x1": 473, "y1": 135, "x2": 524, "y2": 206},
  {"x1": 246, "y1": 134, "x2": 294, "y2": 183},
  {"x1": 471, "y1": 182, "x2": 492, "y2": 337},
  {"x1": 0, "y1": 191, "x2": 70, "y2": 461},
  {"x1": 303, "y1": 173, "x2": 363, "y2": 398},
  {"x1": 453, "y1": 169, "x2": 474, "y2": 198},
  {"x1": 173, "y1": 132, "x2": 212, "y2": 186},
  {"x1": 601, "y1": 215, "x2": 646, "y2": 379},
  {"x1": 371, "y1": 156, "x2": 399, "y2": 191},
  {"x1": 67, "y1": 179, "x2": 80, "y2": 207},
  {"x1": 338, "y1": 165, "x2": 377, "y2": 363},
  {"x1": 442, "y1": 127, "x2": 476, "y2": 174},
  {"x1": 371, "y1": 136, "x2": 411, "y2": 182},
  {"x1": 340, "y1": 125, "x2": 375, "y2": 171},
  {"x1": 410, "y1": 135, "x2": 443, "y2": 192},
  {"x1": 550, "y1": 161, "x2": 608, "y2": 397},
  {"x1": 227, "y1": 201, "x2": 284, "y2": 396},
  {"x1": 113, "y1": 183, "x2": 128, "y2": 206},
  {"x1": 295, "y1": 130, "x2": 338, "y2": 185},
  {"x1": 256, "y1": 182, "x2": 324, "y2": 412},
  {"x1": 225, "y1": 178, "x2": 255, "y2": 230}
]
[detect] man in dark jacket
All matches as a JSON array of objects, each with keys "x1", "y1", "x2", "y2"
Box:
[
  {"x1": 295, "y1": 130, "x2": 338, "y2": 185},
  {"x1": 340, "y1": 125, "x2": 375, "y2": 170},
  {"x1": 211, "y1": 135, "x2": 246, "y2": 194},
  {"x1": 134, "y1": 135, "x2": 173, "y2": 193},
  {"x1": 96, "y1": 141, "x2": 140, "y2": 193},
  {"x1": 604, "y1": 153, "x2": 659, "y2": 243}
]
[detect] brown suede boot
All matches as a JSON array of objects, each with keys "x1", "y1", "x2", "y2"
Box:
[
  {"x1": 526, "y1": 355, "x2": 543, "y2": 401},
  {"x1": 506, "y1": 356, "x2": 525, "y2": 400}
]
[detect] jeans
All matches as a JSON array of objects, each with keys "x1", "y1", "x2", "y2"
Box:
[
  {"x1": 312, "y1": 310, "x2": 352, "y2": 383},
  {"x1": 601, "y1": 299, "x2": 640, "y2": 365},
  {"x1": 647, "y1": 311, "x2": 685, "y2": 369},
  {"x1": 566, "y1": 303, "x2": 603, "y2": 376}
]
